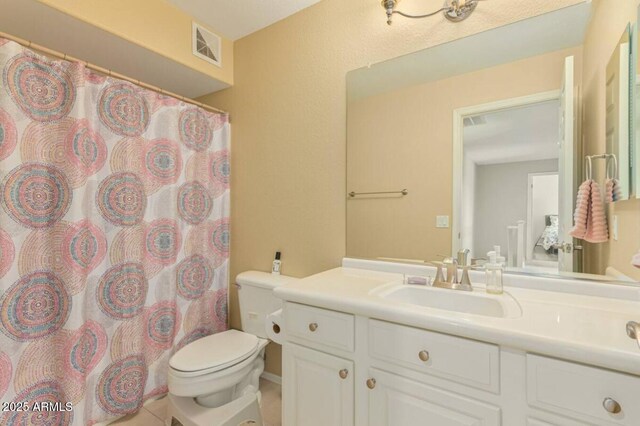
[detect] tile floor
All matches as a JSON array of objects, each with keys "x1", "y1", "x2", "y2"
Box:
[{"x1": 109, "y1": 378, "x2": 282, "y2": 426}]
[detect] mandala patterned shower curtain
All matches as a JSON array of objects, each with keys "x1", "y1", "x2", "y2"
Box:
[{"x1": 0, "y1": 39, "x2": 230, "y2": 425}]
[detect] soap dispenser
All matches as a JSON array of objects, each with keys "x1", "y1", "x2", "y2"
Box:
[
  {"x1": 494, "y1": 245, "x2": 506, "y2": 267},
  {"x1": 485, "y1": 251, "x2": 503, "y2": 294}
]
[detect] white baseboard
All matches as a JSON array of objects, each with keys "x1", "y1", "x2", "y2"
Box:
[{"x1": 261, "y1": 371, "x2": 282, "y2": 385}]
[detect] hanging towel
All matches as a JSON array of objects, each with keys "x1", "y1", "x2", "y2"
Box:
[
  {"x1": 569, "y1": 179, "x2": 609, "y2": 243},
  {"x1": 569, "y1": 180, "x2": 592, "y2": 239},
  {"x1": 604, "y1": 178, "x2": 622, "y2": 203},
  {"x1": 584, "y1": 181, "x2": 608, "y2": 242}
]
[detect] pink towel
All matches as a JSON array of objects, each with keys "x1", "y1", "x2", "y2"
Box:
[
  {"x1": 584, "y1": 181, "x2": 608, "y2": 243},
  {"x1": 605, "y1": 178, "x2": 622, "y2": 203},
  {"x1": 569, "y1": 180, "x2": 591, "y2": 238},
  {"x1": 569, "y1": 179, "x2": 608, "y2": 243}
]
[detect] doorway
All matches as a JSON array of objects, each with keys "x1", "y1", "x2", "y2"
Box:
[
  {"x1": 453, "y1": 91, "x2": 566, "y2": 271},
  {"x1": 527, "y1": 172, "x2": 559, "y2": 269}
]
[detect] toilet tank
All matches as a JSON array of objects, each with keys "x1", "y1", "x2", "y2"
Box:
[{"x1": 236, "y1": 271, "x2": 298, "y2": 338}]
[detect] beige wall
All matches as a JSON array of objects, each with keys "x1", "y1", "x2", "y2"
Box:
[
  {"x1": 582, "y1": 0, "x2": 640, "y2": 280},
  {"x1": 347, "y1": 48, "x2": 581, "y2": 262},
  {"x1": 36, "y1": 0, "x2": 233, "y2": 85},
  {"x1": 199, "y1": 0, "x2": 585, "y2": 376}
]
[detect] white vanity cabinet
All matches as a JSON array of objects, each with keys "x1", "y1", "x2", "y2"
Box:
[
  {"x1": 280, "y1": 301, "x2": 640, "y2": 426},
  {"x1": 282, "y1": 303, "x2": 356, "y2": 425},
  {"x1": 282, "y1": 343, "x2": 354, "y2": 426},
  {"x1": 281, "y1": 302, "x2": 502, "y2": 425}
]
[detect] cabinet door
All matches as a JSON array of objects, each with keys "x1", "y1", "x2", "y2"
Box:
[
  {"x1": 283, "y1": 343, "x2": 354, "y2": 426},
  {"x1": 367, "y1": 368, "x2": 500, "y2": 426}
]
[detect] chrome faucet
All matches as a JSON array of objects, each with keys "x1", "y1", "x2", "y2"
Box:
[
  {"x1": 432, "y1": 258, "x2": 473, "y2": 291},
  {"x1": 457, "y1": 249, "x2": 470, "y2": 266},
  {"x1": 445, "y1": 258, "x2": 458, "y2": 283}
]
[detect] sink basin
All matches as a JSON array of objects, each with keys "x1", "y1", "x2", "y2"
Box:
[{"x1": 373, "y1": 284, "x2": 522, "y2": 318}]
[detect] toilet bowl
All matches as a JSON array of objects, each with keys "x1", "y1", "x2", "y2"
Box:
[{"x1": 166, "y1": 271, "x2": 297, "y2": 426}]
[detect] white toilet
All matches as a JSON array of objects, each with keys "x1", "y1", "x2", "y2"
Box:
[{"x1": 166, "y1": 271, "x2": 293, "y2": 426}]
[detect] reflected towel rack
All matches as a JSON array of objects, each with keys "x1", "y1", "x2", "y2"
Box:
[
  {"x1": 348, "y1": 189, "x2": 408, "y2": 197},
  {"x1": 585, "y1": 154, "x2": 617, "y2": 180}
]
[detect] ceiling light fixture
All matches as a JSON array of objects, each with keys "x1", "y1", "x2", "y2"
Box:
[{"x1": 382, "y1": 0, "x2": 483, "y2": 25}]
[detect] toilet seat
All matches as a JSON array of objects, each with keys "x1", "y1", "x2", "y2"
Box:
[
  {"x1": 170, "y1": 330, "x2": 259, "y2": 376},
  {"x1": 167, "y1": 335, "x2": 268, "y2": 399}
]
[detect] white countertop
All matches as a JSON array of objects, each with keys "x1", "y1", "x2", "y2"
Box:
[{"x1": 274, "y1": 265, "x2": 640, "y2": 376}]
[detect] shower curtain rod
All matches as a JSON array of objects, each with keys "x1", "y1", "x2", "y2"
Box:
[{"x1": 0, "y1": 31, "x2": 228, "y2": 116}]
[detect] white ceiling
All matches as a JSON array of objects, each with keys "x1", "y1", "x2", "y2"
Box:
[
  {"x1": 464, "y1": 100, "x2": 560, "y2": 165},
  {"x1": 166, "y1": 0, "x2": 322, "y2": 41}
]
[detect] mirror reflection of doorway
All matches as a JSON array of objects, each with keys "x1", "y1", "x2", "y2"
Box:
[
  {"x1": 527, "y1": 172, "x2": 559, "y2": 270},
  {"x1": 461, "y1": 98, "x2": 563, "y2": 272}
]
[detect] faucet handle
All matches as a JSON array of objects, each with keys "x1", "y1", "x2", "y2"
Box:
[
  {"x1": 430, "y1": 261, "x2": 445, "y2": 283},
  {"x1": 460, "y1": 266, "x2": 472, "y2": 286},
  {"x1": 443, "y1": 258, "x2": 458, "y2": 283},
  {"x1": 443, "y1": 257, "x2": 457, "y2": 266},
  {"x1": 457, "y1": 249, "x2": 470, "y2": 266}
]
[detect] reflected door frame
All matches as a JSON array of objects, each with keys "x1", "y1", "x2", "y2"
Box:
[
  {"x1": 452, "y1": 90, "x2": 561, "y2": 258},
  {"x1": 526, "y1": 171, "x2": 559, "y2": 264}
]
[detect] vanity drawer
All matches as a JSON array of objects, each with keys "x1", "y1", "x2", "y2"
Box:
[
  {"x1": 527, "y1": 354, "x2": 640, "y2": 425},
  {"x1": 368, "y1": 319, "x2": 500, "y2": 393},
  {"x1": 284, "y1": 303, "x2": 355, "y2": 352}
]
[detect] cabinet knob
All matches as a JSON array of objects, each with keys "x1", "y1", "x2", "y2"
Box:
[
  {"x1": 366, "y1": 378, "x2": 376, "y2": 389},
  {"x1": 339, "y1": 369, "x2": 349, "y2": 379},
  {"x1": 418, "y1": 350, "x2": 430, "y2": 362},
  {"x1": 308, "y1": 323, "x2": 318, "y2": 332},
  {"x1": 603, "y1": 397, "x2": 621, "y2": 414}
]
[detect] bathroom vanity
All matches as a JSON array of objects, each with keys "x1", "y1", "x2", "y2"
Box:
[{"x1": 274, "y1": 259, "x2": 640, "y2": 426}]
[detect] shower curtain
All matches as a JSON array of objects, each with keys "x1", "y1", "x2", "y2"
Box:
[{"x1": 0, "y1": 39, "x2": 229, "y2": 425}]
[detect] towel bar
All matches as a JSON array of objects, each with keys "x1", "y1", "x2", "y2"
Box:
[
  {"x1": 584, "y1": 153, "x2": 617, "y2": 180},
  {"x1": 348, "y1": 189, "x2": 408, "y2": 197}
]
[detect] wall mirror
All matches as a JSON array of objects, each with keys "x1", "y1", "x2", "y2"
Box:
[{"x1": 346, "y1": 2, "x2": 640, "y2": 283}]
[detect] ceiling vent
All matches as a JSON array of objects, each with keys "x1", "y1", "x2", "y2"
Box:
[
  {"x1": 192, "y1": 22, "x2": 222, "y2": 67},
  {"x1": 463, "y1": 115, "x2": 487, "y2": 127}
]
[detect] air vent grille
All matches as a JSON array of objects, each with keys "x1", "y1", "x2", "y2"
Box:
[{"x1": 192, "y1": 22, "x2": 221, "y2": 67}]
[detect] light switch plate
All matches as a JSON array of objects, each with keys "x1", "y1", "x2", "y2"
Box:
[{"x1": 436, "y1": 215, "x2": 450, "y2": 228}]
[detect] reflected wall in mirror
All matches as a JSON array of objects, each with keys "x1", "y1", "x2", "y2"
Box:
[{"x1": 347, "y1": 1, "x2": 640, "y2": 283}]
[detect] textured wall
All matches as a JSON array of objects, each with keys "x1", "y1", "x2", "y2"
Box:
[
  {"x1": 582, "y1": 0, "x2": 640, "y2": 280},
  {"x1": 199, "y1": 0, "x2": 585, "y2": 375}
]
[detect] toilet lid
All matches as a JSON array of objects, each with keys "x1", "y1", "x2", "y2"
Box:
[{"x1": 170, "y1": 330, "x2": 259, "y2": 373}]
